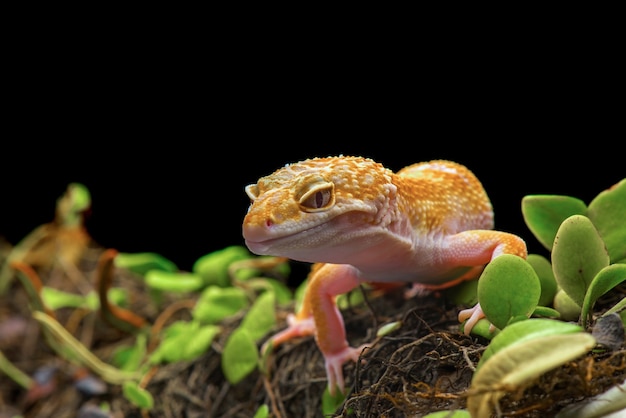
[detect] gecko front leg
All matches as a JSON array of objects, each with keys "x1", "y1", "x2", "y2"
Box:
[
  {"x1": 263, "y1": 262, "x2": 370, "y2": 395},
  {"x1": 442, "y1": 229, "x2": 528, "y2": 334}
]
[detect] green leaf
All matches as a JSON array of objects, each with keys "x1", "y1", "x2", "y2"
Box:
[
  {"x1": 122, "y1": 381, "x2": 154, "y2": 409},
  {"x1": 41, "y1": 287, "x2": 88, "y2": 310},
  {"x1": 193, "y1": 245, "x2": 252, "y2": 287},
  {"x1": 181, "y1": 324, "x2": 220, "y2": 361},
  {"x1": 322, "y1": 386, "x2": 347, "y2": 415},
  {"x1": 114, "y1": 252, "x2": 178, "y2": 275},
  {"x1": 443, "y1": 279, "x2": 478, "y2": 306},
  {"x1": 253, "y1": 404, "x2": 270, "y2": 418},
  {"x1": 222, "y1": 328, "x2": 259, "y2": 385},
  {"x1": 553, "y1": 289, "x2": 582, "y2": 321},
  {"x1": 468, "y1": 333, "x2": 596, "y2": 418},
  {"x1": 587, "y1": 178, "x2": 626, "y2": 264},
  {"x1": 476, "y1": 318, "x2": 584, "y2": 371},
  {"x1": 526, "y1": 254, "x2": 558, "y2": 307},
  {"x1": 377, "y1": 321, "x2": 402, "y2": 337},
  {"x1": 477, "y1": 255, "x2": 541, "y2": 331},
  {"x1": 580, "y1": 264, "x2": 626, "y2": 327},
  {"x1": 532, "y1": 306, "x2": 560, "y2": 319},
  {"x1": 264, "y1": 279, "x2": 293, "y2": 305},
  {"x1": 112, "y1": 334, "x2": 147, "y2": 372},
  {"x1": 464, "y1": 318, "x2": 496, "y2": 340},
  {"x1": 144, "y1": 270, "x2": 204, "y2": 292},
  {"x1": 239, "y1": 291, "x2": 276, "y2": 342},
  {"x1": 552, "y1": 215, "x2": 610, "y2": 307},
  {"x1": 423, "y1": 411, "x2": 471, "y2": 418},
  {"x1": 521, "y1": 195, "x2": 587, "y2": 251},
  {"x1": 192, "y1": 286, "x2": 249, "y2": 324},
  {"x1": 149, "y1": 321, "x2": 220, "y2": 364}
]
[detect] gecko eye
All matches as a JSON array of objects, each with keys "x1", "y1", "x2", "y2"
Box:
[
  {"x1": 298, "y1": 181, "x2": 335, "y2": 212},
  {"x1": 245, "y1": 184, "x2": 259, "y2": 201}
]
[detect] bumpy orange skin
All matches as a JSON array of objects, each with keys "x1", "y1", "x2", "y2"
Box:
[{"x1": 243, "y1": 156, "x2": 527, "y2": 395}]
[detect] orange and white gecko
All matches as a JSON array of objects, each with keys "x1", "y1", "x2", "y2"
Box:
[{"x1": 242, "y1": 156, "x2": 527, "y2": 395}]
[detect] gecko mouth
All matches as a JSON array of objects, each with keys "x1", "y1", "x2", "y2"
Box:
[{"x1": 242, "y1": 222, "x2": 335, "y2": 256}]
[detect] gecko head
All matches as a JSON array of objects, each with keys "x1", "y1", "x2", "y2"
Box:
[{"x1": 242, "y1": 156, "x2": 397, "y2": 263}]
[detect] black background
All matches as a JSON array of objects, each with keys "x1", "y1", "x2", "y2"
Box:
[
  {"x1": 2, "y1": 132, "x2": 621, "y2": 278},
  {"x1": 2, "y1": 44, "x2": 623, "y2": 278}
]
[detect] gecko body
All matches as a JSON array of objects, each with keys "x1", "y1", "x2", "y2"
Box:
[{"x1": 242, "y1": 156, "x2": 527, "y2": 394}]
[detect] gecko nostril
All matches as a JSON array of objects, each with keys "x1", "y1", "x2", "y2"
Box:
[{"x1": 265, "y1": 219, "x2": 273, "y2": 228}]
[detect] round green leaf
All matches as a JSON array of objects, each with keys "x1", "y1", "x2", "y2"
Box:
[
  {"x1": 192, "y1": 286, "x2": 249, "y2": 324},
  {"x1": 145, "y1": 270, "x2": 204, "y2": 292},
  {"x1": 521, "y1": 195, "x2": 587, "y2": 251},
  {"x1": 239, "y1": 291, "x2": 276, "y2": 342},
  {"x1": 526, "y1": 254, "x2": 557, "y2": 307},
  {"x1": 193, "y1": 245, "x2": 251, "y2": 287},
  {"x1": 587, "y1": 178, "x2": 626, "y2": 264},
  {"x1": 580, "y1": 264, "x2": 626, "y2": 327},
  {"x1": 222, "y1": 328, "x2": 259, "y2": 385},
  {"x1": 478, "y1": 255, "x2": 541, "y2": 330},
  {"x1": 115, "y1": 252, "x2": 178, "y2": 275},
  {"x1": 552, "y1": 215, "x2": 610, "y2": 307}
]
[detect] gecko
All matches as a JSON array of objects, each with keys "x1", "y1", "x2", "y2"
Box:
[{"x1": 242, "y1": 156, "x2": 527, "y2": 395}]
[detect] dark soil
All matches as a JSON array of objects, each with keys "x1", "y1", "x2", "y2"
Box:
[{"x1": 1, "y1": 233, "x2": 625, "y2": 418}]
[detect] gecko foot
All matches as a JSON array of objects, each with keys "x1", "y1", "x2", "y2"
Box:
[
  {"x1": 324, "y1": 343, "x2": 370, "y2": 396},
  {"x1": 262, "y1": 314, "x2": 316, "y2": 353},
  {"x1": 458, "y1": 303, "x2": 486, "y2": 335}
]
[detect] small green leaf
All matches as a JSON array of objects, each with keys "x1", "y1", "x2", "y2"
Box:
[
  {"x1": 181, "y1": 324, "x2": 220, "y2": 361},
  {"x1": 114, "y1": 252, "x2": 178, "y2": 275},
  {"x1": 526, "y1": 254, "x2": 557, "y2": 307},
  {"x1": 222, "y1": 328, "x2": 259, "y2": 385},
  {"x1": 468, "y1": 332, "x2": 596, "y2": 418},
  {"x1": 193, "y1": 245, "x2": 251, "y2": 287},
  {"x1": 322, "y1": 386, "x2": 347, "y2": 415},
  {"x1": 145, "y1": 270, "x2": 204, "y2": 292},
  {"x1": 377, "y1": 321, "x2": 402, "y2": 337},
  {"x1": 552, "y1": 215, "x2": 610, "y2": 307},
  {"x1": 149, "y1": 321, "x2": 219, "y2": 364},
  {"x1": 41, "y1": 287, "x2": 88, "y2": 310},
  {"x1": 192, "y1": 286, "x2": 249, "y2": 324},
  {"x1": 423, "y1": 411, "x2": 471, "y2": 418},
  {"x1": 122, "y1": 381, "x2": 154, "y2": 409},
  {"x1": 239, "y1": 291, "x2": 276, "y2": 342},
  {"x1": 521, "y1": 195, "x2": 587, "y2": 251},
  {"x1": 253, "y1": 404, "x2": 270, "y2": 418},
  {"x1": 587, "y1": 178, "x2": 626, "y2": 264},
  {"x1": 478, "y1": 255, "x2": 541, "y2": 331},
  {"x1": 580, "y1": 264, "x2": 626, "y2": 327},
  {"x1": 112, "y1": 334, "x2": 147, "y2": 371},
  {"x1": 337, "y1": 288, "x2": 365, "y2": 309},
  {"x1": 464, "y1": 318, "x2": 496, "y2": 340}
]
